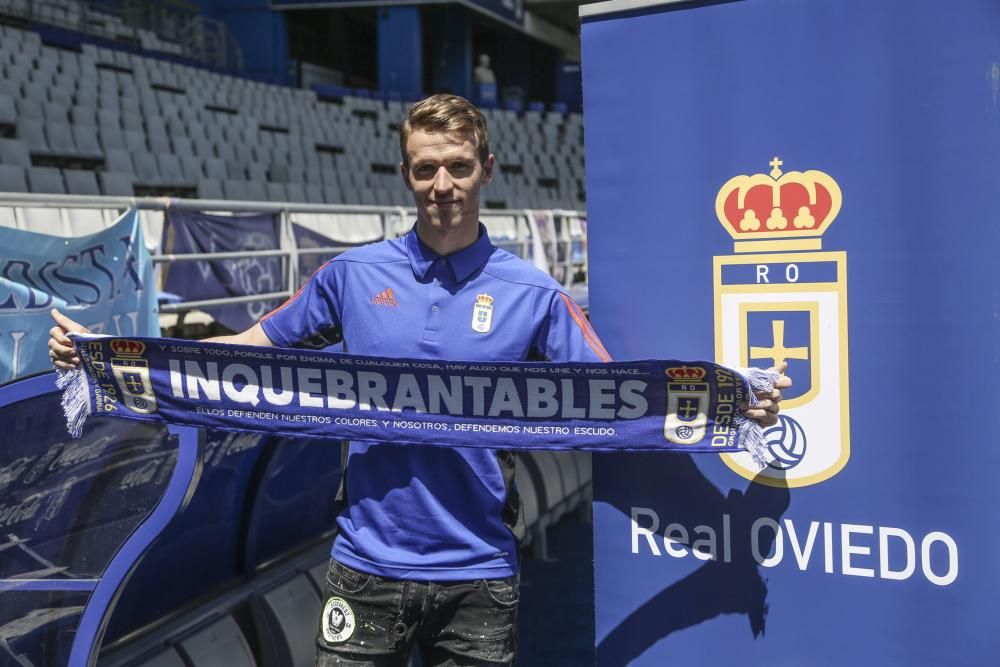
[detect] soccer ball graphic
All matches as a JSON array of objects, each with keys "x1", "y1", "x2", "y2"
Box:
[{"x1": 763, "y1": 414, "x2": 807, "y2": 470}]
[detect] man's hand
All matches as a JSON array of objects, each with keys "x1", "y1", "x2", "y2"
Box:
[
  {"x1": 742, "y1": 361, "x2": 792, "y2": 428},
  {"x1": 48, "y1": 308, "x2": 90, "y2": 370}
]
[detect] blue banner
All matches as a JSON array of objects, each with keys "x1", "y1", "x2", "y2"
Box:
[
  {"x1": 0, "y1": 209, "x2": 158, "y2": 384},
  {"x1": 582, "y1": 0, "x2": 999, "y2": 664},
  {"x1": 60, "y1": 335, "x2": 776, "y2": 457},
  {"x1": 161, "y1": 210, "x2": 283, "y2": 333}
]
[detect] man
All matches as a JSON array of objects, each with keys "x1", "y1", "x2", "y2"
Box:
[{"x1": 49, "y1": 94, "x2": 788, "y2": 666}]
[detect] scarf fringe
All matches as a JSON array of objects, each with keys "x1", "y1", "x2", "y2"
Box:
[
  {"x1": 734, "y1": 367, "x2": 781, "y2": 468},
  {"x1": 56, "y1": 368, "x2": 90, "y2": 439}
]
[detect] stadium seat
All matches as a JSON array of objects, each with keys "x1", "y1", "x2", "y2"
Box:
[
  {"x1": 0, "y1": 164, "x2": 28, "y2": 192},
  {"x1": 28, "y1": 166, "x2": 65, "y2": 194},
  {"x1": 134, "y1": 648, "x2": 186, "y2": 667},
  {"x1": 222, "y1": 180, "x2": 248, "y2": 200},
  {"x1": 176, "y1": 616, "x2": 257, "y2": 667},
  {"x1": 0, "y1": 94, "x2": 15, "y2": 128},
  {"x1": 194, "y1": 178, "x2": 221, "y2": 200},
  {"x1": 73, "y1": 125, "x2": 105, "y2": 159},
  {"x1": 100, "y1": 171, "x2": 135, "y2": 197},
  {"x1": 0, "y1": 139, "x2": 31, "y2": 168},
  {"x1": 64, "y1": 169, "x2": 101, "y2": 195},
  {"x1": 251, "y1": 575, "x2": 322, "y2": 667}
]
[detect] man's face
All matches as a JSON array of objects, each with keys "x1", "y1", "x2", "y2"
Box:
[{"x1": 401, "y1": 128, "x2": 494, "y2": 239}]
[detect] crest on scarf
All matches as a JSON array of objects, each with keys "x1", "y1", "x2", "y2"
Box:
[
  {"x1": 663, "y1": 366, "x2": 710, "y2": 445},
  {"x1": 109, "y1": 339, "x2": 158, "y2": 414},
  {"x1": 713, "y1": 157, "x2": 850, "y2": 487}
]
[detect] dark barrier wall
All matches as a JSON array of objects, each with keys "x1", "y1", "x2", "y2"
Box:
[
  {"x1": 581, "y1": 0, "x2": 999, "y2": 664},
  {"x1": 0, "y1": 373, "x2": 341, "y2": 665}
]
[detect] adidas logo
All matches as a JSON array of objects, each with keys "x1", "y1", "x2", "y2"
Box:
[{"x1": 371, "y1": 288, "x2": 399, "y2": 307}]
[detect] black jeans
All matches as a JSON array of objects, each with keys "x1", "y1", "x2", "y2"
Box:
[{"x1": 316, "y1": 558, "x2": 519, "y2": 666}]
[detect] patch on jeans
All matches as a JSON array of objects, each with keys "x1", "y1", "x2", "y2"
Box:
[{"x1": 322, "y1": 597, "x2": 356, "y2": 643}]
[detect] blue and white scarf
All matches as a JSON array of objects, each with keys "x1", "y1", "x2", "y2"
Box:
[{"x1": 58, "y1": 335, "x2": 778, "y2": 466}]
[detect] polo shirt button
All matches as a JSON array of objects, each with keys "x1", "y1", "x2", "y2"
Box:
[{"x1": 432, "y1": 304, "x2": 439, "y2": 311}]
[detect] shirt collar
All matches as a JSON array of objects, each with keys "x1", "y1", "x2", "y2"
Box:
[{"x1": 404, "y1": 223, "x2": 495, "y2": 282}]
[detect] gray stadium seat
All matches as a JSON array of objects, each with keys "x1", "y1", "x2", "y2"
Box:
[
  {"x1": 28, "y1": 167, "x2": 65, "y2": 194},
  {"x1": 0, "y1": 139, "x2": 31, "y2": 167},
  {"x1": 63, "y1": 169, "x2": 101, "y2": 195},
  {"x1": 176, "y1": 616, "x2": 256, "y2": 667},
  {"x1": 46, "y1": 122, "x2": 80, "y2": 156},
  {"x1": 133, "y1": 153, "x2": 162, "y2": 184},
  {"x1": 0, "y1": 94, "x2": 14, "y2": 127},
  {"x1": 157, "y1": 154, "x2": 187, "y2": 184},
  {"x1": 72, "y1": 125, "x2": 104, "y2": 158},
  {"x1": 246, "y1": 181, "x2": 268, "y2": 201},
  {"x1": 266, "y1": 182, "x2": 287, "y2": 201},
  {"x1": 105, "y1": 149, "x2": 135, "y2": 175},
  {"x1": 204, "y1": 157, "x2": 227, "y2": 180},
  {"x1": 100, "y1": 171, "x2": 134, "y2": 196},
  {"x1": 285, "y1": 183, "x2": 306, "y2": 202},
  {"x1": 0, "y1": 164, "x2": 28, "y2": 192},
  {"x1": 223, "y1": 180, "x2": 248, "y2": 200},
  {"x1": 17, "y1": 118, "x2": 51, "y2": 156},
  {"x1": 251, "y1": 575, "x2": 322, "y2": 667},
  {"x1": 179, "y1": 155, "x2": 203, "y2": 181},
  {"x1": 198, "y1": 178, "x2": 224, "y2": 199}
]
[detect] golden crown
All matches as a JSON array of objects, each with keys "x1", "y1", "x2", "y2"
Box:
[
  {"x1": 715, "y1": 157, "x2": 842, "y2": 246},
  {"x1": 110, "y1": 339, "x2": 146, "y2": 356},
  {"x1": 666, "y1": 366, "x2": 706, "y2": 381},
  {"x1": 476, "y1": 293, "x2": 494, "y2": 306}
]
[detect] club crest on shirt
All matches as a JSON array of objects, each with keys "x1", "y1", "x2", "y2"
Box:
[
  {"x1": 322, "y1": 597, "x2": 356, "y2": 643},
  {"x1": 472, "y1": 293, "x2": 494, "y2": 333}
]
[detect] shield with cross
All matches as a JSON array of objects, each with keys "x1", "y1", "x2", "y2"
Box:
[
  {"x1": 110, "y1": 356, "x2": 159, "y2": 415},
  {"x1": 713, "y1": 251, "x2": 850, "y2": 487}
]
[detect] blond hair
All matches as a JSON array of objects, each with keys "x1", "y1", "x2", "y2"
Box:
[{"x1": 399, "y1": 94, "x2": 491, "y2": 166}]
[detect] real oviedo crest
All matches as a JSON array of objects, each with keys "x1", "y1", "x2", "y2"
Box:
[
  {"x1": 472, "y1": 293, "x2": 494, "y2": 333},
  {"x1": 714, "y1": 158, "x2": 850, "y2": 487},
  {"x1": 109, "y1": 339, "x2": 158, "y2": 414}
]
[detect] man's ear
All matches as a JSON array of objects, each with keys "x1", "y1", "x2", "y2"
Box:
[
  {"x1": 400, "y1": 161, "x2": 412, "y2": 191},
  {"x1": 482, "y1": 154, "x2": 495, "y2": 184}
]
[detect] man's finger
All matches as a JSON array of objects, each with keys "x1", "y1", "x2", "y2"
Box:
[
  {"x1": 50, "y1": 308, "x2": 88, "y2": 334},
  {"x1": 48, "y1": 338, "x2": 77, "y2": 357},
  {"x1": 49, "y1": 325, "x2": 73, "y2": 346}
]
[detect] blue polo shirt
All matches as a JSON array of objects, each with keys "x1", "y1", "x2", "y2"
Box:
[{"x1": 260, "y1": 224, "x2": 610, "y2": 580}]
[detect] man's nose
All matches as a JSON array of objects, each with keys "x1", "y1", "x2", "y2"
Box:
[{"x1": 433, "y1": 167, "x2": 453, "y2": 192}]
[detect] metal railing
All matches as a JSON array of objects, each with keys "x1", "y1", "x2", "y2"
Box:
[{"x1": 0, "y1": 193, "x2": 589, "y2": 318}]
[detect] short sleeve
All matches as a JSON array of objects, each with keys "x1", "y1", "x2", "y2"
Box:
[
  {"x1": 260, "y1": 260, "x2": 344, "y2": 348},
  {"x1": 534, "y1": 291, "x2": 612, "y2": 363}
]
